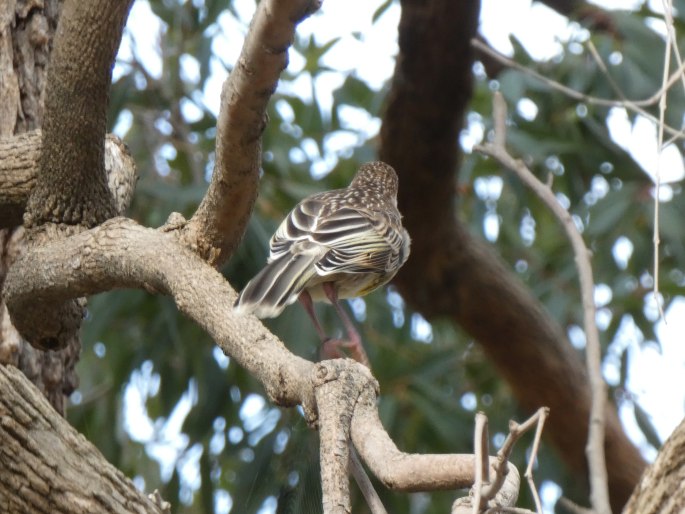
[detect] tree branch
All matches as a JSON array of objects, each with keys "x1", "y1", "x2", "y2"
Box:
[
  {"x1": 24, "y1": 0, "x2": 134, "y2": 228},
  {"x1": 183, "y1": 0, "x2": 322, "y2": 265},
  {"x1": 622, "y1": 417, "x2": 685, "y2": 514},
  {"x1": 475, "y1": 92, "x2": 610, "y2": 514}
]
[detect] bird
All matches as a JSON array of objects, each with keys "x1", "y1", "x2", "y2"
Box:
[{"x1": 234, "y1": 161, "x2": 411, "y2": 364}]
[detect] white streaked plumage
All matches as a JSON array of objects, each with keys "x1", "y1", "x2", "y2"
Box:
[{"x1": 234, "y1": 161, "x2": 411, "y2": 319}]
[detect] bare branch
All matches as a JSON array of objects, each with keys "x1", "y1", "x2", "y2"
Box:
[
  {"x1": 350, "y1": 383, "x2": 485, "y2": 492},
  {"x1": 2, "y1": 217, "x2": 512, "y2": 511},
  {"x1": 349, "y1": 447, "x2": 388, "y2": 514},
  {"x1": 470, "y1": 38, "x2": 685, "y2": 142},
  {"x1": 183, "y1": 0, "x2": 322, "y2": 265},
  {"x1": 314, "y1": 360, "x2": 362, "y2": 513},
  {"x1": 3, "y1": 218, "x2": 315, "y2": 407},
  {"x1": 475, "y1": 93, "x2": 610, "y2": 514},
  {"x1": 473, "y1": 412, "x2": 490, "y2": 513},
  {"x1": 523, "y1": 409, "x2": 549, "y2": 514}
]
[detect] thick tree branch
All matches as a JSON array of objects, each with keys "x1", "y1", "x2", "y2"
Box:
[
  {"x1": 379, "y1": 0, "x2": 645, "y2": 510},
  {"x1": 2, "y1": 218, "x2": 517, "y2": 510},
  {"x1": 0, "y1": 364, "x2": 163, "y2": 514},
  {"x1": 24, "y1": 0, "x2": 133, "y2": 228},
  {"x1": 3, "y1": 218, "x2": 314, "y2": 407},
  {"x1": 0, "y1": 131, "x2": 136, "y2": 228},
  {"x1": 183, "y1": 0, "x2": 322, "y2": 265}
]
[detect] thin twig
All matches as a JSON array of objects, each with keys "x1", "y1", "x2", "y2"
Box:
[
  {"x1": 470, "y1": 38, "x2": 685, "y2": 142},
  {"x1": 475, "y1": 93, "x2": 611, "y2": 514},
  {"x1": 349, "y1": 446, "x2": 388, "y2": 514},
  {"x1": 472, "y1": 412, "x2": 489, "y2": 514},
  {"x1": 653, "y1": 0, "x2": 677, "y2": 321},
  {"x1": 523, "y1": 408, "x2": 549, "y2": 514},
  {"x1": 479, "y1": 408, "x2": 548, "y2": 506}
]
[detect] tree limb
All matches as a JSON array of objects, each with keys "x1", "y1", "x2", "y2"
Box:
[
  {"x1": 24, "y1": 0, "x2": 134, "y2": 228},
  {"x1": 183, "y1": 0, "x2": 322, "y2": 265},
  {"x1": 2, "y1": 217, "x2": 509, "y2": 509}
]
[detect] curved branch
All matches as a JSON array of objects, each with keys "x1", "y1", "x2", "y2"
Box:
[
  {"x1": 24, "y1": 0, "x2": 133, "y2": 228},
  {"x1": 183, "y1": 0, "x2": 322, "y2": 265},
  {"x1": 3, "y1": 218, "x2": 314, "y2": 407},
  {"x1": 476, "y1": 93, "x2": 610, "y2": 514}
]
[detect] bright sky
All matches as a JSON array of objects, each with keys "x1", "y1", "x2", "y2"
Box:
[{"x1": 109, "y1": 1, "x2": 685, "y2": 512}]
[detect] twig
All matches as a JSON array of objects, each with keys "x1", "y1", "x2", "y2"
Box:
[
  {"x1": 472, "y1": 412, "x2": 490, "y2": 513},
  {"x1": 653, "y1": 0, "x2": 677, "y2": 321},
  {"x1": 475, "y1": 93, "x2": 611, "y2": 514},
  {"x1": 470, "y1": 38, "x2": 685, "y2": 142},
  {"x1": 557, "y1": 496, "x2": 596, "y2": 514},
  {"x1": 480, "y1": 407, "x2": 548, "y2": 506},
  {"x1": 523, "y1": 409, "x2": 549, "y2": 514},
  {"x1": 349, "y1": 446, "x2": 388, "y2": 514}
]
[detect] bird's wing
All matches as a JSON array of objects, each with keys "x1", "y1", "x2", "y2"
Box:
[
  {"x1": 268, "y1": 197, "x2": 326, "y2": 260},
  {"x1": 313, "y1": 207, "x2": 402, "y2": 275},
  {"x1": 269, "y1": 198, "x2": 405, "y2": 275}
]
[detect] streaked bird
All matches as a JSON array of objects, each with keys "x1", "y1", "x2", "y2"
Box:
[{"x1": 234, "y1": 161, "x2": 411, "y2": 363}]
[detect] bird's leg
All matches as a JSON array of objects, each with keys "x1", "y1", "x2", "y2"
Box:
[
  {"x1": 298, "y1": 290, "x2": 328, "y2": 342},
  {"x1": 322, "y1": 282, "x2": 370, "y2": 367}
]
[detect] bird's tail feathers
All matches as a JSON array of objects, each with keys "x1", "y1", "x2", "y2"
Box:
[{"x1": 234, "y1": 251, "x2": 322, "y2": 318}]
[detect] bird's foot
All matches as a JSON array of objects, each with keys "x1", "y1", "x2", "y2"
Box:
[{"x1": 320, "y1": 337, "x2": 370, "y2": 368}]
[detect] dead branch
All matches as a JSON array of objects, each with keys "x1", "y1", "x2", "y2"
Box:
[{"x1": 475, "y1": 93, "x2": 610, "y2": 514}]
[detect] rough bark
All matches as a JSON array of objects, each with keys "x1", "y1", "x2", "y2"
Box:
[
  {"x1": 0, "y1": 364, "x2": 164, "y2": 514},
  {"x1": 0, "y1": 0, "x2": 76, "y2": 413},
  {"x1": 0, "y1": 131, "x2": 135, "y2": 228},
  {"x1": 623, "y1": 418, "x2": 685, "y2": 514},
  {"x1": 0, "y1": 0, "x2": 61, "y2": 137},
  {"x1": 24, "y1": 0, "x2": 133, "y2": 228},
  {"x1": 379, "y1": 0, "x2": 645, "y2": 511}
]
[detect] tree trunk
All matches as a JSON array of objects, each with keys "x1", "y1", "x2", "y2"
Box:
[{"x1": 0, "y1": 0, "x2": 78, "y2": 415}]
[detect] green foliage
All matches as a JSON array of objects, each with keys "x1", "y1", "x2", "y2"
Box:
[{"x1": 71, "y1": 0, "x2": 685, "y2": 512}]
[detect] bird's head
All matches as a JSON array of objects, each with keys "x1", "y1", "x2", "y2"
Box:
[{"x1": 350, "y1": 161, "x2": 399, "y2": 200}]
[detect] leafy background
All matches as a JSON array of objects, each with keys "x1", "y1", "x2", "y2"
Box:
[{"x1": 68, "y1": 0, "x2": 685, "y2": 512}]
